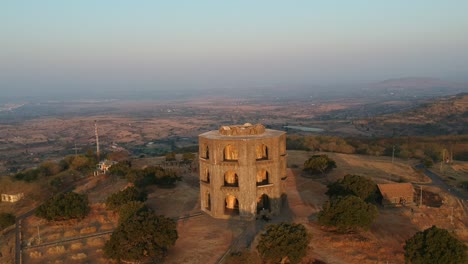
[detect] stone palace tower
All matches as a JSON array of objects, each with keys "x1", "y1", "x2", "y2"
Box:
[{"x1": 199, "y1": 123, "x2": 287, "y2": 219}]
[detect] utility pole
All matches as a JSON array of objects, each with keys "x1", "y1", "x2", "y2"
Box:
[
  {"x1": 419, "y1": 186, "x2": 423, "y2": 208},
  {"x1": 72, "y1": 141, "x2": 79, "y2": 156},
  {"x1": 37, "y1": 225, "x2": 41, "y2": 244},
  {"x1": 450, "y1": 207, "x2": 454, "y2": 225},
  {"x1": 94, "y1": 120, "x2": 100, "y2": 161}
]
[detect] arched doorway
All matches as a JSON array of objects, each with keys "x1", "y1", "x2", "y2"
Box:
[
  {"x1": 225, "y1": 195, "x2": 239, "y2": 215},
  {"x1": 257, "y1": 194, "x2": 271, "y2": 213}
]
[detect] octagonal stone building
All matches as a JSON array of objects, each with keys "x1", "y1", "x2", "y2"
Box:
[{"x1": 199, "y1": 123, "x2": 287, "y2": 220}]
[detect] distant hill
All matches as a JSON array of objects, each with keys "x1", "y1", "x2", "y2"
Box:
[
  {"x1": 363, "y1": 77, "x2": 468, "y2": 98},
  {"x1": 357, "y1": 93, "x2": 468, "y2": 136}
]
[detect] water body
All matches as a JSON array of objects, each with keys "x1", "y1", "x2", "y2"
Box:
[{"x1": 283, "y1": 125, "x2": 324, "y2": 132}]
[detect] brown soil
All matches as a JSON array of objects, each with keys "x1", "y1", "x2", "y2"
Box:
[{"x1": 3, "y1": 152, "x2": 467, "y2": 264}]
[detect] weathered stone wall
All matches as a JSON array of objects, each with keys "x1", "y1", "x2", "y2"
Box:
[{"x1": 199, "y1": 124, "x2": 286, "y2": 220}]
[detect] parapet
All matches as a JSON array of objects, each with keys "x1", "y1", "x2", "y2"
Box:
[{"x1": 219, "y1": 123, "x2": 265, "y2": 136}]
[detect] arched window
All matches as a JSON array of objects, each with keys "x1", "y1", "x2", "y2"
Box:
[
  {"x1": 256, "y1": 144, "x2": 268, "y2": 160},
  {"x1": 224, "y1": 170, "x2": 239, "y2": 187},
  {"x1": 223, "y1": 144, "x2": 238, "y2": 161},
  {"x1": 225, "y1": 195, "x2": 239, "y2": 215},
  {"x1": 256, "y1": 169, "x2": 269, "y2": 186},
  {"x1": 205, "y1": 145, "x2": 209, "y2": 159}
]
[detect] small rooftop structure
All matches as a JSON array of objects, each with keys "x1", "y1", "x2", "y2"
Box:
[
  {"x1": 219, "y1": 123, "x2": 266, "y2": 136},
  {"x1": 377, "y1": 183, "x2": 414, "y2": 207},
  {"x1": 1, "y1": 193, "x2": 24, "y2": 203},
  {"x1": 95, "y1": 160, "x2": 117, "y2": 176}
]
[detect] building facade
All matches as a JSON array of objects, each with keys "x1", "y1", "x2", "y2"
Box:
[
  {"x1": 199, "y1": 123, "x2": 287, "y2": 220},
  {"x1": 377, "y1": 183, "x2": 414, "y2": 207},
  {"x1": 1, "y1": 193, "x2": 24, "y2": 203}
]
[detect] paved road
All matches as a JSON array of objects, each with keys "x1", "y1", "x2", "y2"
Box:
[{"x1": 416, "y1": 164, "x2": 468, "y2": 201}]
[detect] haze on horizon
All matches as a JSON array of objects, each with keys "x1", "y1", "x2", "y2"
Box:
[{"x1": 1, "y1": 1, "x2": 468, "y2": 99}]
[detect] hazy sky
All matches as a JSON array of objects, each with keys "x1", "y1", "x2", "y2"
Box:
[{"x1": 1, "y1": 1, "x2": 468, "y2": 97}]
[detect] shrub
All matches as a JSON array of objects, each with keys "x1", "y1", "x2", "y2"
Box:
[
  {"x1": 141, "y1": 166, "x2": 181, "y2": 187},
  {"x1": 0, "y1": 213, "x2": 16, "y2": 230},
  {"x1": 257, "y1": 222, "x2": 310, "y2": 264},
  {"x1": 318, "y1": 195, "x2": 378, "y2": 232},
  {"x1": 106, "y1": 187, "x2": 147, "y2": 211},
  {"x1": 108, "y1": 160, "x2": 132, "y2": 177},
  {"x1": 35, "y1": 192, "x2": 89, "y2": 221},
  {"x1": 326, "y1": 174, "x2": 379, "y2": 203},
  {"x1": 118, "y1": 201, "x2": 148, "y2": 224},
  {"x1": 404, "y1": 225, "x2": 467, "y2": 264},
  {"x1": 303, "y1": 154, "x2": 336, "y2": 175},
  {"x1": 104, "y1": 210, "x2": 178, "y2": 262}
]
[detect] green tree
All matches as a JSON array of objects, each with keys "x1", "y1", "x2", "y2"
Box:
[
  {"x1": 142, "y1": 166, "x2": 181, "y2": 187},
  {"x1": 118, "y1": 201, "x2": 148, "y2": 225},
  {"x1": 125, "y1": 169, "x2": 145, "y2": 185},
  {"x1": 303, "y1": 154, "x2": 336, "y2": 175},
  {"x1": 63, "y1": 155, "x2": 94, "y2": 172},
  {"x1": 404, "y1": 225, "x2": 466, "y2": 264},
  {"x1": 14, "y1": 169, "x2": 40, "y2": 182},
  {"x1": 108, "y1": 160, "x2": 132, "y2": 177},
  {"x1": 105, "y1": 187, "x2": 147, "y2": 211},
  {"x1": 48, "y1": 177, "x2": 64, "y2": 192},
  {"x1": 257, "y1": 222, "x2": 310, "y2": 264},
  {"x1": 35, "y1": 192, "x2": 90, "y2": 221},
  {"x1": 0, "y1": 213, "x2": 16, "y2": 230},
  {"x1": 182, "y1": 152, "x2": 195, "y2": 162},
  {"x1": 326, "y1": 174, "x2": 379, "y2": 203},
  {"x1": 38, "y1": 160, "x2": 64, "y2": 177},
  {"x1": 165, "y1": 152, "x2": 176, "y2": 161},
  {"x1": 104, "y1": 210, "x2": 178, "y2": 262},
  {"x1": 422, "y1": 157, "x2": 434, "y2": 168},
  {"x1": 318, "y1": 195, "x2": 378, "y2": 232}
]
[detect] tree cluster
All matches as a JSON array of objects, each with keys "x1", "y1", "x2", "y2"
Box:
[
  {"x1": 303, "y1": 154, "x2": 336, "y2": 175},
  {"x1": 257, "y1": 222, "x2": 310, "y2": 264},
  {"x1": 142, "y1": 166, "x2": 181, "y2": 187},
  {"x1": 14, "y1": 160, "x2": 66, "y2": 182},
  {"x1": 326, "y1": 174, "x2": 380, "y2": 203},
  {"x1": 404, "y1": 225, "x2": 467, "y2": 264},
  {"x1": 105, "y1": 187, "x2": 147, "y2": 211},
  {"x1": 35, "y1": 192, "x2": 90, "y2": 221},
  {"x1": 287, "y1": 134, "x2": 468, "y2": 162},
  {"x1": 108, "y1": 160, "x2": 132, "y2": 177},
  {"x1": 0, "y1": 213, "x2": 15, "y2": 231},
  {"x1": 108, "y1": 161, "x2": 181, "y2": 188},
  {"x1": 14, "y1": 154, "x2": 97, "y2": 182},
  {"x1": 104, "y1": 210, "x2": 178, "y2": 262},
  {"x1": 318, "y1": 174, "x2": 379, "y2": 232},
  {"x1": 318, "y1": 196, "x2": 378, "y2": 232}
]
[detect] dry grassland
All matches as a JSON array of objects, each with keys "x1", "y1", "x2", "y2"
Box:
[
  {"x1": 429, "y1": 161, "x2": 468, "y2": 192},
  {"x1": 4, "y1": 151, "x2": 466, "y2": 264}
]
